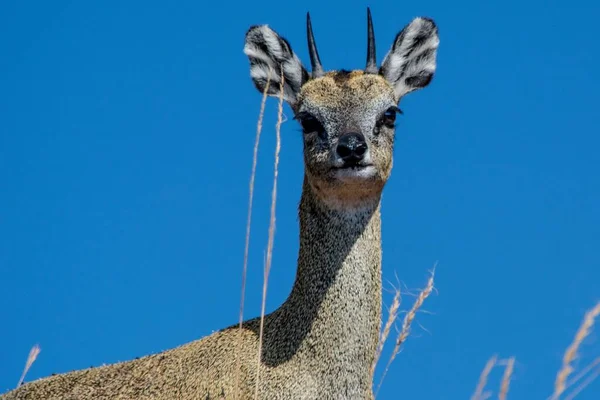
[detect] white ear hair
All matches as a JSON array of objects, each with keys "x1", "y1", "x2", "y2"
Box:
[
  {"x1": 244, "y1": 25, "x2": 309, "y2": 105},
  {"x1": 380, "y1": 17, "x2": 439, "y2": 99}
]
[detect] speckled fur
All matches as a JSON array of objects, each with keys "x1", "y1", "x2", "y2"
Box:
[
  {"x1": 1, "y1": 13, "x2": 438, "y2": 400},
  {"x1": 2, "y1": 179, "x2": 382, "y2": 399}
]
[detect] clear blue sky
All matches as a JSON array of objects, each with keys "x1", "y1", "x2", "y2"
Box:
[{"x1": 1, "y1": 0, "x2": 598, "y2": 398}]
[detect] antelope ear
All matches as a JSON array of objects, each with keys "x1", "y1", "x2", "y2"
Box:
[
  {"x1": 244, "y1": 25, "x2": 310, "y2": 106},
  {"x1": 379, "y1": 17, "x2": 439, "y2": 100}
]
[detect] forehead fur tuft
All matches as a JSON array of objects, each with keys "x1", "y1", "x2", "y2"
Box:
[{"x1": 299, "y1": 71, "x2": 394, "y2": 107}]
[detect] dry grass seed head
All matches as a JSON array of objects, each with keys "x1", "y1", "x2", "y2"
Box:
[
  {"x1": 471, "y1": 354, "x2": 497, "y2": 400},
  {"x1": 498, "y1": 356, "x2": 516, "y2": 400},
  {"x1": 552, "y1": 302, "x2": 600, "y2": 400},
  {"x1": 375, "y1": 269, "x2": 435, "y2": 396},
  {"x1": 17, "y1": 344, "x2": 41, "y2": 388},
  {"x1": 372, "y1": 288, "x2": 401, "y2": 374}
]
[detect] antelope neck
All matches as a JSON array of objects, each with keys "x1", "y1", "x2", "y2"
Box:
[{"x1": 278, "y1": 176, "x2": 383, "y2": 366}]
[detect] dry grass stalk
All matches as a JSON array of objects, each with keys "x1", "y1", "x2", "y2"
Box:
[
  {"x1": 17, "y1": 344, "x2": 41, "y2": 388},
  {"x1": 551, "y1": 301, "x2": 600, "y2": 400},
  {"x1": 375, "y1": 269, "x2": 435, "y2": 396},
  {"x1": 254, "y1": 67, "x2": 285, "y2": 400},
  {"x1": 561, "y1": 357, "x2": 600, "y2": 397},
  {"x1": 563, "y1": 361, "x2": 600, "y2": 400},
  {"x1": 234, "y1": 69, "x2": 272, "y2": 400},
  {"x1": 471, "y1": 355, "x2": 497, "y2": 400},
  {"x1": 498, "y1": 357, "x2": 515, "y2": 400},
  {"x1": 545, "y1": 358, "x2": 600, "y2": 400},
  {"x1": 372, "y1": 288, "x2": 401, "y2": 374}
]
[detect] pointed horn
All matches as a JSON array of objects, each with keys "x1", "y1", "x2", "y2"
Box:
[
  {"x1": 365, "y1": 7, "x2": 377, "y2": 74},
  {"x1": 307, "y1": 12, "x2": 324, "y2": 78}
]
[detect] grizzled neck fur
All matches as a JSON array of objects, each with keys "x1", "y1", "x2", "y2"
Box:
[{"x1": 261, "y1": 175, "x2": 382, "y2": 388}]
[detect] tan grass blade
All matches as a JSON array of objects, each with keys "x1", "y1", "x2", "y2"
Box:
[
  {"x1": 545, "y1": 357, "x2": 600, "y2": 400},
  {"x1": 563, "y1": 357, "x2": 600, "y2": 396},
  {"x1": 254, "y1": 66, "x2": 285, "y2": 400},
  {"x1": 498, "y1": 356, "x2": 515, "y2": 400},
  {"x1": 471, "y1": 355, "x2": 497, "y2": 400},
  {"x1": 17, "y1": 344, "x2": 41, "y2": 388},
  {"x1": 375, "y1": 269, "x2": 435, "y2": 396},
  {"x1": 551, "y1": 302, "x2": 600, "y2": 400},
  {"x1": 234, "y1": 69, "x2": 272, "y2": 400},
  {"x1": 563, "y1": 363, "x2": 600, "y2": 400}
]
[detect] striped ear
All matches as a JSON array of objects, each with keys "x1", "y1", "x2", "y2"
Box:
[
  {"x1": 379, "y1": 18, "x2": 439, "y2": 100},
  {"x1": 244, "y1": 25, "x2": 309, "y2": 106}
]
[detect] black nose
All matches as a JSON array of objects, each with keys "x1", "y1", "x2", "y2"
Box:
[{"x1": 336, "y1": 132, "x2": 367, "y2": 165}]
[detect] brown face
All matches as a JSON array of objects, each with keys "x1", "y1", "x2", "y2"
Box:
[{"x1": 295, "y1": 71, "x2": 399, "y2": 205}]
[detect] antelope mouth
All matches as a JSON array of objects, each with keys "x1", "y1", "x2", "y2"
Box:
[
  {"x1": 332, "y1": 162, "x2": 373, "y2": 170},
  {"x1": 331, "y1": 164, "x2": 376, "y2": 180}
]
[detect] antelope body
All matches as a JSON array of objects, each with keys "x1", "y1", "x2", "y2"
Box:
[{"x1": 1, "y1": 9, "x2": 439, "y2": 400}]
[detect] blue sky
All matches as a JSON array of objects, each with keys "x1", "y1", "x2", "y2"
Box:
[{"x1": 1, "y1": 0, "x2": 599, "y2": 398}]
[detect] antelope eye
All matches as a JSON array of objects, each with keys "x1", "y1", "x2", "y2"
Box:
[
  {"x1": 297, "y1": 113, "x2": 325, "y2": 135},
  {"x1": 380, "y1": 106, "x2": 402, "y2": 128},
  {"x1": 384, "y1": 109, "x2": 396, "y2": 123}
]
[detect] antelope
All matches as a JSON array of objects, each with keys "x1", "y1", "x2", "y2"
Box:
[{"x1": 1, "y1": 9, "x2": 439, "y2": 399}]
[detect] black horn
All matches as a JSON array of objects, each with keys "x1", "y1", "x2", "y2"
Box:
[
  {"x1": 365, "y1": 7, "x2": 377, "y2": 74},
  {"x1": 307, "y1": 12, "x2": 324, "y2": 78}
]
